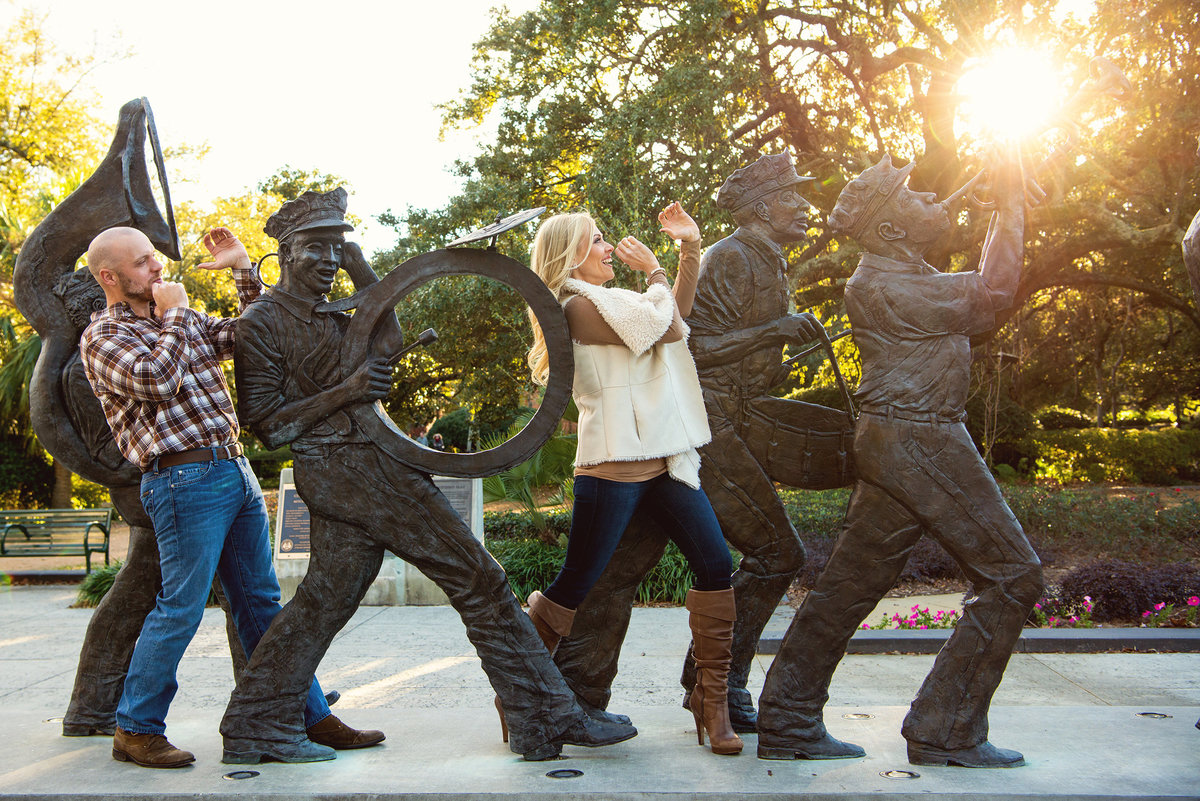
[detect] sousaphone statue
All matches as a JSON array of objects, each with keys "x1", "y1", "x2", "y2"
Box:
[{"x1": 12, "y1": 98, "x2": 252, "y2": 737}]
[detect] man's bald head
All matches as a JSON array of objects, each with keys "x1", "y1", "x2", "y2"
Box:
[
  {"x1": 86, "y1": 226, "x2": 166, "y2": 314},
  {"x1": 86, "y1": 227, "x2": 150, "y2": 280}
]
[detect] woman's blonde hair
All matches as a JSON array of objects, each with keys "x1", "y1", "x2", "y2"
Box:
[{"x1": 526, "y1": 212, "x2": 594, "y2": 386}]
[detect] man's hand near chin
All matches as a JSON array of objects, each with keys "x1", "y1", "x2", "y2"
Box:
[{"x1": 151, "y1": 281, "x2": 189, "y2": 318}]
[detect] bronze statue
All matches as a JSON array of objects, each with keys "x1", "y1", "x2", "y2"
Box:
[
  {"x1": 218, "y1": 188, "x2": 638, "y2": 762},
  {"x1": 554, "y1": 153, "x2": 853, "y2": 730},
  {"x1": 11, "y1": 99, "x2": 248, "y2": 738},
  {"x1": 756, "y1": 154, "x2": 1044, "y2": 768}
]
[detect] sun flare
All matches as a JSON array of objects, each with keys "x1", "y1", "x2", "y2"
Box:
[{"x1": 956, "y1": 48, "x2": 1063, "y2": 143}]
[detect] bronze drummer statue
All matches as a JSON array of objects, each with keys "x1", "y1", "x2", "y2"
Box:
[
  {"x1": 218, "y1": 188, "x2": 637, "y2": 762},
  {"x1": 757, "y1": 153, "x2": 1044, "y2": 768}
]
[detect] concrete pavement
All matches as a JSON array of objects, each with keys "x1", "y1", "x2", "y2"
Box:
[{"x1": 0, "y1": 584, "x2": 1197, "y2": 799}]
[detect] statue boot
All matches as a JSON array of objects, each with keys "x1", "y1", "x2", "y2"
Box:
[
  {"x1": 495, "y1": 591, "x2": 576, "y2": 742},
  {"x1": 686, "y1": 589, "x2": 743, "y2": 755}
]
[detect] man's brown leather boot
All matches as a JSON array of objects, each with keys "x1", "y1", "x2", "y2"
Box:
[{"x1": 112, "y1": 727, "x2": 195, "y2": 768}]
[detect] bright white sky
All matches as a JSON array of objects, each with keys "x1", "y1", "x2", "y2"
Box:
[{"x1": 6, "y1": 0, "x2": 538, "y2": 256}]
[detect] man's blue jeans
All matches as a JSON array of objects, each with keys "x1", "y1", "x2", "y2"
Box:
[{"x1": 116, "y1": 455, "x2": 330, "y2": 734}]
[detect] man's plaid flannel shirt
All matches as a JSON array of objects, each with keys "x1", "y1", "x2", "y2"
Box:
[{"x1": 80, "y1": 267, "x2": 261, "y2": 471}]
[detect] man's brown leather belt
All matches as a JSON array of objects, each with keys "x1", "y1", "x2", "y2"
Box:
[{"x1": 153, "y1": 443, "x2": 243, "y2": 470}]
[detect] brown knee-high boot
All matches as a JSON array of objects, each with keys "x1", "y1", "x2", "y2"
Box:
[
  {"x1": 496, "y1": 590, "x2": 576, "y2": 742},
  {"x1": 686, "y1": 588, "x2": 743, "y2": 755}
]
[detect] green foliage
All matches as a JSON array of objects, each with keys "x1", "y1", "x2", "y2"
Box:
[
  {"x1": 778, "y1": 488, "x2": 851, "y2": 540},
  {"x1": 70, "y1": 475, "x2": 109, "y2": 510},
  {"x1": 382, "y1": 270, "x2": 536, "y2": 434},
  {"x1": 0, "y1": 318, "x2": 39, "y2": 448},
  {"x1": 0, "y1": 433, "x2": 52, "y2": 508},
  {"x1": 487, "y1": 536, "x2": 735, "y2": 606},
  {"x1": 635, "y1": 543, "x2": 708, "y2": 605},
  {"x1": 429, "y1": 408, "x2": 472, "y2": 452},
  {"x1": 369, "y1": 0, "x2": 1200, "y2": 439},
  {"x1": 1038, "y1": 405, "x2": 1095, "y2": 430},
  {"x1": 485, "y1": 509, "x2": 572, "y2": 542},
  {"x1": 488, "y1": 539, "x2": 566, "y2": 602},
  {"x1": 779, "y1": 484, "x2": 1200, "y2": 565},
  {"x1": 1029, "y1": 429, "x2": 1200, "y2": 484},
  {"x1": 998, "y1": 485, "x2": 1200, "y2": 561},
  {"x1": 481, "y1": 405, "x2": 578, "y2": 542},
  {"x1": 74, "y1": 560, "x2": 122, "y2": 608},
  {"x1": 965, "y1": 389, "x2": 1037, "y2": 470}
]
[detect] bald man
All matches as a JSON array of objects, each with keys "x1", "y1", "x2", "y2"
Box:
[{"x1": 80, "y1": 227, "x2": 380, "y2": 768}]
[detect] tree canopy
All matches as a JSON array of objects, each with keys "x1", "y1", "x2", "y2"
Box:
[{"x1": 377, "y1": 0, "x2": 1200, "y2": 429}]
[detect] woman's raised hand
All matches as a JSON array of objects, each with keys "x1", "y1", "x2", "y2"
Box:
[
  {"x1": 614, "y1": 235, "x2": 659, "y2": 274},
  {"x1": 658, "y1": 202, "x2": 700, "y2": 243}
]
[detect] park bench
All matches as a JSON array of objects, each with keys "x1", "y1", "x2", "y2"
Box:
[{"x1": 1, "y1": 508, "x2": 112, "y2": 573}]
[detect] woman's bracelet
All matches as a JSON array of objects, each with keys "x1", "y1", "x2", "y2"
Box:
[{"x1": 647, "y1": 267, "x2": 667, "y2": 281}]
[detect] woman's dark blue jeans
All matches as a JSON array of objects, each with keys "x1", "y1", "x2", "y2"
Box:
[{"x1": 544, "y1": 473, "x2": 732, "y2": 609}]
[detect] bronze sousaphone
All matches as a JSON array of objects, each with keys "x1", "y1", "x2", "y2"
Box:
[{"x1": 14, "y1": 98, "x2": 180, "y2": 489}]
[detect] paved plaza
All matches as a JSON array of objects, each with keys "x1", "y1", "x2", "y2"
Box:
[{"x1": 0, "y1": 583, "x2": 1196, "y2": 800}]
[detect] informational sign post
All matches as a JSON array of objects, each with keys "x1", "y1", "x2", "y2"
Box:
[{"x1": 271, "y1": 468, "x2": 484, "y2": 605}]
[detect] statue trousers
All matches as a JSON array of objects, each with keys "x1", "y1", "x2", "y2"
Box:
[
  {"x1": 757, "y1": 414, "x2": 1043, "y2": 750},
  {"x1": 219, "y1": 443, "x2": 585, "y2": 755}
]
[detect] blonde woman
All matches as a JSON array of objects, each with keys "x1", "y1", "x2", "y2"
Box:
[{"x1": 521, "y1": 204, "x2": 740, "y2": 755}]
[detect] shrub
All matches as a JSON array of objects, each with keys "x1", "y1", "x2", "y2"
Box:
[
  {"x1": 75, "y1": 561, "x2": 122, "y2": 608},
  {"x1": 488, "y1": 536, "x2": 738, "y2": 605},
  {"x1": 71, "y1": 475, "x2": 110, "y2": 509},
  {"x1": 1037, "y1": 405, "x2": 1094, "y2": 430},
  {"x1": 1030, "y1": 428, "x2": 1200, "y2": 484},
  {"x1": 488, "y1": 539, "x2": 566, "y2": 601},
  {"x1": 246, "y1": 445, "x2": 293, "y2": 489},
  {"x1": 429, "y1": 408, "x2": 471, "y2": 452},
  {"x1": 964, "y1": 393, "x2": 1037, "y2": 471},
  {"x1": 0, "y1": 435, "x2": 53, "y2": 509},
  {"x1": 1003, "y1": 486, "x2": 1200, "y2": 561},
  {"x1": 1058, "y1": 560, "x2": 1200, "y2": 622},
  {"x1": 787, "y1": 385, "x2": 853, "y2": 412},
  {"x1": 485, "y1": 509, "x2": 572, "y2": 542}
]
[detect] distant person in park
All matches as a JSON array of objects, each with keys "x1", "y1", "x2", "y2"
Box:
[
  {"x1": 407, "y1": 424, "x2": 428, "y2": 446},
  {"x1": 756, "y1": 154, "x2": 1045, "y2": 768},
  {"x1": 80, "y1": 225, "x2": 378, "y2": 768},
  {"x1": 221, "y1": 188, "x2": 635, "y2": 762},
  {"x1": 524, "y1": 204, "x2": 741, "y2": 755}
]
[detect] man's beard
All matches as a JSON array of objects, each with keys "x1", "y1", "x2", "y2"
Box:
[{"x1": 117, "y1": 274, "x2": 154, "y2": 304}]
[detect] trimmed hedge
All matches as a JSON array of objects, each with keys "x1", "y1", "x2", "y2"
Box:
[
  {"x1": 1037, "y1": 405, "x2": 1094, "y2": 430},
  {"x1": 1030, "y1": 428, "x2": 1200, "y2": 484}
]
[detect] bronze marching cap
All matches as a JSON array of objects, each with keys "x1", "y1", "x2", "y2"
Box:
[
  {"x1": 828, "y1": 154, "x2": 915, "y2": 239},
  {"x1": 716, "y1": 152, "x2": 815, "y2": 213},
  {"x1": 265, "y1": 187, "x2": 355, "y2": 242}
]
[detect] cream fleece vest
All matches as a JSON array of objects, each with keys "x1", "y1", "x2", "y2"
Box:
[{"x1": 564, "y1": 278, "x2": 711, "y2": 488}]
